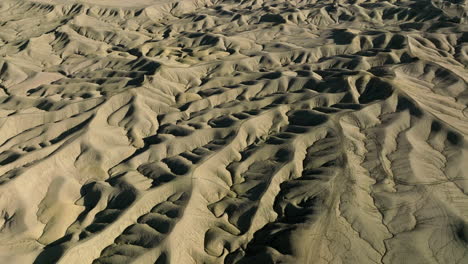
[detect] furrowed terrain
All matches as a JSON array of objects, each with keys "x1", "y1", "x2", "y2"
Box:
[{"x1": 0, "y1": 0, "x2": 467, "y2": 263}]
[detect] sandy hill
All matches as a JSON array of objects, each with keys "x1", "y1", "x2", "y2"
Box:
[{"x1": 0, "y1": 0, "x2": 467, "y2": 263}]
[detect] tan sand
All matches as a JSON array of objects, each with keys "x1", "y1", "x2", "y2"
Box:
[{"x1": 0, "y1": 0, "x2": 467, "y2": 263}]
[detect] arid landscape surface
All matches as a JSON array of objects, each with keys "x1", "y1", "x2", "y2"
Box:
[{"x1": 0, "y1": 0, "x2": 467, "y2": 263}]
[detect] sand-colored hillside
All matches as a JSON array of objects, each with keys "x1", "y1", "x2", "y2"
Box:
[{"x1": 0, "y1": 0, "x2": 467, "y2": 263}]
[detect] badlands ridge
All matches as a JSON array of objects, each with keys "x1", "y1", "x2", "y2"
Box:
[{"x1": 0, "y1": 0, "x2": 467, "y2": 263}]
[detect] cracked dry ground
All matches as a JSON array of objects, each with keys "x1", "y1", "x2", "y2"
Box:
[{"x1": 0, "y1": 0, "x2": 467, "y2": 263}]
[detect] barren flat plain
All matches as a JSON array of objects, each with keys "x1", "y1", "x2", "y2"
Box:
[{"x1": 0, "y1": 0, "x2": 467, "y2": 263}]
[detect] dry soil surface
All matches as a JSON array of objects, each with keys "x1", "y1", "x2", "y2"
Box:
[{"x1": 0, "y1": 0, "x2": 467, "y2": 263}]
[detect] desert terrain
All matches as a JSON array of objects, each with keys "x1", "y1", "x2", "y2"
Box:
[{"x1": 0, "y1": 0, "x2": 467, "y2": 263}]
